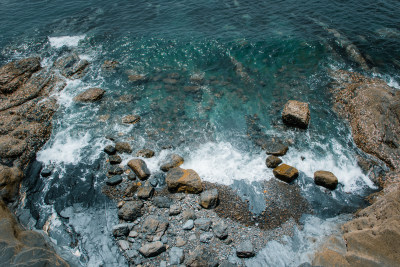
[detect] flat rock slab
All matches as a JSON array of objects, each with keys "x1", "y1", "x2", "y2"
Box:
[
  {"x1": 314, "y1": 170, "x2": 338, "y2": 190},
  {"x1": 73, "y1": 88, "x2": 105, "y2": 102},
  {"x1": 139, "y1": 241, "x2": 166, "y2": 257},
  {"x1": 165, "y1": 167, "x2": 203, "y2": 193},
  {"x1": 282, "y1": 100, "x2": 310, "y2": 129},
  {"x1": 160, "y1": 154, "x2": 184, "y2": 172},
  {"x1": 128, "y1": 159, "x2": 151, "y2": 180},
  {"x1": 273, "y1": 164, "x2": 299, "y2": 183}
]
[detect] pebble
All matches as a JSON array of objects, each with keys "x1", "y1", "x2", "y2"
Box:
[
  {"x1": 182, "y1": 220, "x2": 194, "y2": 230},
  {"x1": 175, "y1": 236, "x2": 186, "y2": 247},
  {"x1": 199, "y1": 232, "x2": 214, "y2": 243},
  {"x1": 169, "y1": 204, "x2": 182, "y2": 216},
  {"x1": 194, "y1": 218, "x2": 212, "y2": 231},
  {"x1": 169, "y1": 247, "x2": 184, "y2": 265}
]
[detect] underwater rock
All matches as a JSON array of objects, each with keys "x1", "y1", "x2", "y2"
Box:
[
  {"x1": 160, "y1": 154, "x2": 184, "y2": 172},
  {"x1": 266, "y1": 155, "x2": 282, "y2": 168},
  {"x1": 165, "y1": 167, "x2": 203, "y2": 193},
  {"x1": 128, "y1": 74, "x2": 149, "y2": 84},
  {"x1": 41, "y1": 168, "x2": 52, "y2": 177},
  {"x1": 273, "y1": 164, "x2": 299, "y2": 183},
  {"x1": 199, "y1": 189, "x2": 219, "y2": 209},
  {"x1": 73, "y1": 88, "x2": 105, "y2": 102},
  {"x1": 115, "y1": 142, "x2": 132, "y2": 154},
  {"x1": 122, "y1": 115, "x2": 141, "y2": 124},
  {"x1": 102, "y1": 60, "x2": 119, "y2": 71},
  {"x1": 136, "y1": 149, "x2": 155, "y2": 158},
  {"x1": 128, "y1": 159, "x2": 151, "y2": 180},
  {"x1": 282, "y1": 100, "x2": 310, "y2": 129},
  {"x1": 118, "y1": 201, "x2": 143, "y2": 221},
  {"x1": 314, "y1": 171, "x2": 338, "y2": 190}
]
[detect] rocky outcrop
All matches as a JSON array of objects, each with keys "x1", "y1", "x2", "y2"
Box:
[
  {"x1": 73, "y1": 87, "x2": 105, "y2": 102},
  {"x1": 165, "y1": 167, "x2": 203, "y2": 193},
  {"x1": 282, "y1": 100, "x2": 310, "y2": 129},
  {"x1": 273, "y1": 164, "x2": 299, "y2": 183},
  {"x1": 314, "y1": 170, "x2": 338, "y2": 190},
  {"x1": 54, "y1": 53, "x2": 89, "y2": 79}
]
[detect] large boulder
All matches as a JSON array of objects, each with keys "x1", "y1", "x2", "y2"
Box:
[
  {"x1": 273, "y1": 164, "x2": 299, "y2": 183},
  {"x1": 314, "y1": 171, "x2": 338, "y2": 190},
  {"x1": 160, "y1": 154, "x2": 184, "y2": 172},
  {"x1": 118, "y1": 201, "x2": 143, "y2": 221},
  {"x1": 199, "y1": 189, "x2": 219, "y2": 209},
  {"x1": 128, "y1": 159, "x2": 151, "y2": 180},
  {"x1": 165, "y1": 167, "x2": 203, "y2": 193},
  {"x1": 73, "y1": 88, "x2": 105, "y2": 102},
  {"x1": 282, "y1": 100, "x2": 310, "y2": 129}
]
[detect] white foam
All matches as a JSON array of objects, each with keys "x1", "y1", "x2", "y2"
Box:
[{"x1": 49, "y1": 35, "x2": 86, "y2": 48}]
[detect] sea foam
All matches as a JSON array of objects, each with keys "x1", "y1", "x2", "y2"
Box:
[{"x1": 49, "y1": 35, "x2": 86, "y2": 48}]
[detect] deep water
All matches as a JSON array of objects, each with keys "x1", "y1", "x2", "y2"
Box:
[{"x1": 1, "y1": 0, "x2": 399, "y2": 266}]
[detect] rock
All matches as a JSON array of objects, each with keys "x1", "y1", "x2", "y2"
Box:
[
  {"x1": 282, "y1": 100, "x2": 310, "y2": 129},
  {"x1": 104, "y1": 145, "x2": 116, "y2": 155},
  {"x1": 109, "y1": 154, "x2": 122, "y2": 165},
  {"x1": 182, "y1": 209, "x2": 196, "y2": 221},
  {"x1": 128, "y1": 159, "x2": 151, "y2": 180},
  {"x1": 115, "y1": 142, "x2": 132, "y2": 154},
  {"x1": 106, "y1": 175, "x2": 123, "y2": 186},
  {"x1": 112, "y1": 223, "x2": 131, "y2": 237},
  {"x1": 183, "y1": 220, "x2": 194, "y2": 230},
  {"x1": 273, "y1": 164, "x2": 299, "y2": 183},
  {"x1": 118, "y1": 201, "x2": 143, "y2": 221},
  {"x1": 139, "y1": 241, "x2": 165, "y2": 257},
  {"x1": 161, "y1": 236, "x2": 168, "y2": 244},
  {"x1": 54, "y1": 53, "x2": 90, "y2": 79},
  {"x1": 136, "y1": 149, "x2": 155, "y2": 158},
  {"x1": 160, "y1": 154, "x2": 184, "y2": 172},
  {"x1": 175, "y1": 236, "x2": 186, "y2": 247},
  {"x1": 127, "y1": 173, "x2": 137, "y2": 181},
  {"x1": 199, "y1": 189, "x2": 219, "y2": 209},
  {"x1": 194, "y1": 218, "x2": 212, "y2": 231},
  {"x1": 142, "y1": 216, "x2": 169, "y2": 242},
  {"x1": 124, "y1": 183, "x2": 139, "y2": 196},
  {"x1": 199, "y1": 232, "x2": 214, "y2": 243},
  {"x1": 266, "y1": 155, "x2": 283, "y2": 168},
  {"x1": 236, "y1": 240, "x2": 255, "y2": 258},
  {"x1": 189, "y1": 234, "x2": 197, "y2": 241},
  {"x1": 128, "y1": 74, "x2": 148, "y2": 84},
  {"x1": 73, "y1": 88, "x2": 105, "y2": 102},
  {"x1": 148, "y1": 177, "x2": 158, "y2": 187},
  {"x1": 160, "y1": 260, "x2": 167, "y2": 267},
  {"x1": 129, "y1": 231, "x2": 138, "y2": 238},
  {"x1": 152, "y1": 196, "x2": 172, "y2": 208},
  {"x1": 170, "y1": 247, "x2": 185, "y2": 265},
  {"x1": 314, "y1": 171, "x2": 338, "y2": 190},
  {"x1": 125, "y1": 249, "x2": 139, "y2": 261},
  {"x1": 213, "y1": 221, "x2": 228, "y2": 240},
  {"x1": 169, "y1": 204, "x2": 182, "y2": 216},
  {"x1": 265, "y1": 142, "x2": 289, "y2": 156},
  {"x1": 137, "y1": 186, "x2": 154, "y2": 199},
  {"x1": 108, "y1": 166, "x2": 123, "y2": 176},
  {"x1": 165, "y1": 167, "x2": 203, "y2": 193},
  {"x1": 102, "y1": 60, "x2": 119, "y2": 71},
  {"x1": 184, "y1": 245, "x2": 218, "y2": 267},
  {"x1": 219, "y1": 261, "x2": 237, "y2": 267},
  {"x1": 118, "y1": 240, "x2": 130, "y2": 251},
  {"x1": 122, "y1": 115, "x2": 141, "y2": 124},
  {"x1": 41, "y1": 168, "x2": 52, "y2": 177}
]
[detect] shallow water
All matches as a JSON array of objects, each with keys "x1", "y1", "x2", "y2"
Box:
[{"x1": 2, "y1": 0, "x2": 399, "y2": 266}]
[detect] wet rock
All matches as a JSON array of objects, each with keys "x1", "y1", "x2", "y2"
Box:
[
  {"x1": 265, "y1": 141, "x2": 289, "y2": 156},
  {"x1": 104, "y1": 145, "x2": 116, "y2": 155},
  {"x1": 152, "y1": 196, "x2": 172, "y2": 208},
  {"x1": 127, "y1": 173, "x2": 137, "y2": 180},
  {"x1": 118, "y1": 240, "x2": 130, "y2": 251},
  {"x1": 184, "y1": 245, "x2": 218, "y2": 267},
  {"x1": 273, "y1": 164, "x2": 299, "y2": 183},
  {"x1": 200, "y1": 232, "x2": 214, "y2": 243},
  {"x1": 54, "y1": 53, "x2": 90, "y2": 79},
  {"x1": 194, "y1": 218, "x2": 212, "y2": 231},
  {"x1": 266, "y1": 155, "x2": 282, "y2": 168},
  {"x1": 182, "y1": 209, "x2": 196, "y2": 221},
  {"x1": 165, "y1": 167, "x2": 203, "y2": 193},
  {"x1": 137, "y1": 186, "x2": 154, "y2": 199},
  {"x1": 128, "y1": 74, "x2": 148, "y2": 84},
  {"x1": 0, "y1": 136, "x2": 27, "y2": 158},
  {"x1": 136, "y1": 149, "x2": 155, "y2": 158},
  {"x1": 282, "y1": 100, "x2": 310, "y2": 129},
  {"x1": 73, "y1": 88, "x2": 105, "y2": 102},
  {"x1": 106, "y1": 175, "x2": 123, "y2": 186},
  {"x1": 108, "y1": 166, "x2": 124, "y2": 176},
  {"x1": 102, "y1": 60, "x2": 119, "y2": 71},
  {"x1": 169, "y1": 247, "x2": 185, "y2": 265},
  {"x1": 109, "y1": 154, "x2": 122, "y2": 165},
  {"x1": 115, "y1": 142, "x2": 132, "y2": 154},
  {"x1": 118, "y1": 201, "x2": 143, "y2": 221},
  {"x1": 199, "y1": 189, "x2": 219, "y2": 209},
  {"x1": 160, "y1": 154, "x2": 184, "y2": 172},
  {"x1": 213, "y1": 221, "x2": 228, "y2": 240},
  {"x1": 169, "y1": 204, "x2": 182, "y2": 216},
  {"x1": 139, "y1": 241, "x2": 165, "y2": 257},
  {"x1": 314, "y1": 171, "x2": 338, "y2": 190},
  {"x1": 128, "y1": 159, "x2": 151, "y2": 180},
  {"x1": 236, "y1": 240, "x2": 255, "y2": 258},
  {"x1": 220, "y1": 261, "x2": 237, "y2": 267},
  {"x1": 41, "y1": 168, "x2": 52, "y2": 177},
  {"x1": 183, "y1": 220, "x2": 194, "y2": 230},
  {"x1": 175, "y1": 236, "x2": 186, "y2": 247},
  {"x1": 122, "y1": 115, "x2": 141, "y2": 124}
]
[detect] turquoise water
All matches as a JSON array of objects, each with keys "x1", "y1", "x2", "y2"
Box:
[{"x1": 2, "y1": 1, "x2": 399, "y2": 266}]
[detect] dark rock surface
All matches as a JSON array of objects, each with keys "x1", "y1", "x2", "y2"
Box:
[
  {"x1": 115, "y1": 142, "x2": 132, "y2": 154},
  {"x1": 104, "y1": 145, "x2": 116, "y2": 155},
  {"x1": 106, "y1": 175, "x2": 123, "y2": 186},
  {"x1": 137, "y1": 186, "x2": 155, "y2": 199},
  {"x1": 118, "y1": 201, "x2": 143, "y2": 221},
  {"x1": 266, "y1": 155, "x2": 282, "y2": 168},
  {"x1": 109, "y1": 154, "x2": 122, "y2": 165},
  {"x1": 314, "y1": 170, "x2": 338, "y2": 190}
]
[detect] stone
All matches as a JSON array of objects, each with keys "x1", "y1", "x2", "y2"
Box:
[
  {"x1": 199, "y1": 189, "x2": 219, "y2": 209},
  {"x1": 142, "y1": 216, "x2": 169, "y2": 242},
  {"x1": 170, "y1": 247, "x2": 185, "y2": 265},
  {"x1": 282, "y1": 100, "x2": 310, "y2": 129},
  {"x1": 115, "y1": 142, "x2": 132, "y2": 154},
  {"x1": 165, "y1": 167, "x2": 203, "y2": 193},
  {"x1": 183, "y1": 220, "x2": 194, "y2": 230},
  {"x1": 265, "y1": 142, "x2": 289, "y2": 156},
  {"x1": 128, "y1": 74, "x2": 148, "y2": 84},
  {"x1": 182, "y1": 209, "x2": 196, "y2": 221},
  {"x1": 236, "y1": 240, "x2": 255, "y2": 258},
  {"x1": 128, "y1": 159, "x2": 151, "y2": 180},
  {"x1": 148, "y1": 177, "x2": 158, "y2": 187},
  {"x1": 139, "y1": 241, "x2": 165, "y2": 257},
  {"x1": 125, "y1": 249, "x2": 139, "y2": 261},
  {"x1": 161, "y1": 236, "x2": 168, "y2": 244},
  {"x1": 160, "y1": 154, "x2": 184, "y2": 172},
  {"x1": 41, "y1": 169, "x2": 52, "y2": 177},
  {"x1": 106, "y1": 175, "x2": 123, "y2": 186},
  {"x1": 108, "y1": 166, "x2": 123, "y2": 176},
  {"x1": 118, "y1": 240, "x2": 130, "y2": 251},
  {"x1": 102, "y1": 60, "x2": 119, "y2": 71},
  {"x1": 314, "y1": 171, "x2": 339, "y2": 190},
  {"x1": 122, "y1": 115, "x2": 141, "y2": 124},
  {"x1": 219, "y1": 261, "x2": 237, "y2": 267},
  {"x1": 184, "y1": 245, "x2": 218, "y2": 267},
  {"x1": 199, "y1": 232, "x2": 214, "y2": 243},
  {"x1": 175, "y1": 236, "x2": 186, "y2": 247},
  {"x1": 136, "y1": 149, "x2": 155, "y2": 158},
  {"x1": 169, "y1": 204, "x2": 182, "y2": 216},
  {"x1": 109, "y1": 154, "x2": 122, "y2": 165},
  {"x1": 213, "y1": 221, "x2": 228, "y2": 240},
  {"x1": 273, "y1": 164, "x2": 299, "y2": 183},
  {"x1": 194, "y1": 218, "x2": 212, "y2": 231},
  {"x1": 152, "y1": 196, "x2": 172, "y2": 208},
  {"x1": 127, "y1": 173, "x2": 137, "y2": 180},
  {"x1": 188, "y1": 234, "x2": 197, "y2": 241},
  {"x1": 112, "y1": 223, "x2": 130, "y2": 237},
  {"x1": 54, "y1": 53, "x2": 90, "y2": 79},
  {"x1": 129, "y1": 231, "x2": 138, "y2": 238},
  {"x1": 118, "y1": 201, "x2": 143, "y2": 221},
  {"x1": 73, "y1": 88, "x2": 105, "y2": 102},
  {"x1": 104, "y1": 145, "x2": 116, "y2": 155},
  {"x1": 124, "y1": 183, "x2": 139, "y2": 196},
  {"x1": 266, "y1": 155, "x2": 282, "y2": 168},
  {"x1": 137, "y1": 186, "x2": 154, "y2": 199}
]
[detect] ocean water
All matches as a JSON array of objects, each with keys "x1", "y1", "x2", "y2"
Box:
[{"x1": 1, "y1": 0, "x2": 399, "y2": 266}]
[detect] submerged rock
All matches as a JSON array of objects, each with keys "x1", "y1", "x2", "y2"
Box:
[
  {"x1": 128, "y1": 74, "x2": 149, "y2": 84},
  {"x1": 314, "y1": 170, "x2": 338, "y2": 190},
  {"x1": 102, "y1": 60, "x2": 119, "y2": 71},
  {"x1": 266, "y1": 155, "x2": 282, "y2": 168},
  {"x1": 273, "y1": 164, "x2": 299, "y2": 183},
  {"x1": 199, "y1": 189, "x2": 219, "y2": 209},
  {"x1": 265, "y1": 142, "x2": 289, "y2": 156},
  {"x1": 236, "y1": 240, "x2": 255, "y2": 258},
  {"x1": 73, "y1": 88, "x2": 105, "y2": 102},
  {"x1": 118, "y1": 201, "x2": 143, "y2": 221},
  {"x1": 282, "y1": 100, "x2": 310, "y2": 129},
  {"x1": 136, "y1": 149, "x2": 155, "y2": 158},
  {"x1": 160, "y1": 154, "x2": 184, "y2": 172},
  {"x1": 139, "y1": 241, "x2": 165, "y2": 257},
  {"x1": 165, "y1": 167, "x2": 203, "y2": 193},
  {"x1": 54, "y1": 53, "x2": 90, "y2": 79},
  {"x1": 128, "y1": 159, "x2": 151, "y2": 180},
  {"x1": 122, "y1": 115, "x2": 141, "y2": 124}
]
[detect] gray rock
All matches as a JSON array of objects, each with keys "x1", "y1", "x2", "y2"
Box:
[
  {"x1": 189, "y1": 234, "x2": 197, "y2": 241},
  {"x1": 160, "y1": 260, "x2": 167, "y2": 267},
  {"x1": 199, "y1": 189, "x2": 219, "y2": 209},
  {"x1": 266, "y1": 155, "x2": 282, "y2": 168},
  {"x1": 137, "y1": 186, "x2": 154, "y2": 199},
  {"x1": 160, "y1": 154, "x2": 184, "y2": 172},
  {"x1": 213, "y1": 221, "x2": 228, "y2": 240},
  {"x1": 55, "y1": 53, "x2": 89, "y2": 79},
  {"x1": 175, "y1": 236, "x2": 186, "y2": 247},
  {"x1": 118, "y1": 240, "x2": 130, "y2": 251},
  {"x1": 118, "y1": 201, "x2": 143, "y2": 221},
  {"x1": 139, "y1": 241, "x2": 166, "y2": 257},
  {"x1": 125, "y1": 249, "x2": 139, "y2": 260},
  {"x1": 314, "y1": 170, "x2": 338, "y2": 190},
  {"x1": 115, "y1": 142, "x2": 132, "y2": 154},
  {"x1": 128, "y1": 159, "x2": 151, "y2": 180},
  {"x1": 128, "y1": 230, "x2": 138, "y2": 238},
  {"x1": 199, "y1": 232, "x2": 214, "y2": 243},
  {"x1": 109, "y1": 154, "x2": 122, "y2": 165},
  {"x1": 184, "y1": 245, "x2": 218, "y2": 267},
  {"x1": 148, "y1": 177, "x2": 158, "y2": 187},
  {"x1": 161, "y1": 235, "x2": 168, "y2": 244},
  {"x1": 106, "y1": 175, "x2": 123, "y2": 186},
  {"x1": 236, "y1": 240, "x2": 255, "y2": 258},
  {"x1": 108, "y1": 166, "x2": 123, "y2": 175},
  {"x1": 170, "y1": 247, "x2": 184, "y2": 265},
  {"x1": 152, "y1": 196, "x2": 172, "y2": 208},
  {"x1": 265, "y1": 142, "x2": 289, "y2": 156},
  {"x1": 127, "y1": 173, "x2": 137, "y2": 180},
  {"x1": 183, "y1": 220, "x2": 194, "y2": 230},
  {"x1": 104, "y1": 145, "x2": 116, "y2": 155},
  {"x1": 220, "y1": 261, "x2": 237, "y2": 267},
  {"x1": 182, "y1": 209, "x2": 196, "y2": 221},
  {"x1": 194, "y1": 218, "x2": 212, "y2": 231},
  {"x1": 112, "y1": 223, "x2": 130, "y2": 237},
  {"x1": 169, "y1": 204, "x2": 182, "y2": 216}
]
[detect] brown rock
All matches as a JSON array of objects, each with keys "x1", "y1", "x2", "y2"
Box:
[
  {"x1": 139, "y1": 241, "x2": 165, "y2": 257},
  {"x1": 115, "y1": 142, "x2": 132, "y2": 154},
  {"x1": 136, "y1": 149, "x2": 155, "y2": 158},
  {"x1": 137, "y1": 186, "x2": 154, "y2": 199},
  {"x1": 122, "y1": 115, "x2": 140, "y2": 124},
  {"x1": 273, "y1": 164, "x2": 299, "y2": 183},
  {"x1": 73, "y1": 88, "x2": 105, "y2": 102},
  {"x1": 0, "y1": 165, "x2": 23, "y2": 202},
  {"x1": 160, "y1": 154, "x2": 184, "y2": 172},
  {"x1": 313, "y1": 249, "x2": 350, "y2": 266},
  {"x1": 314, "y1": 170, "x2": 338, "y2": 190},
  {"x1": 266, "y1": 155, "x2": 282, "y2": 168},
  {"x1": 102, "y1": 60, "x2": 119, "y2": 71},
  {"x1": 282, "y1": 100, "x2": 310, "y2": 129},
  {"x1": 109, "y1": 154, "x2": 122, "y2": 165},
  {"x1": 0, "y1": 136, "x2": 27, "y2": 158},
  {"x1": 118, "y1": 201, "x2": 143, "y2": 221},
  {"x1": 165, "y1": 167, "x2": 203, "y2": 193},
  {"x1": 128, "y1": 159, "x2": 151, "y2": 180}
]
